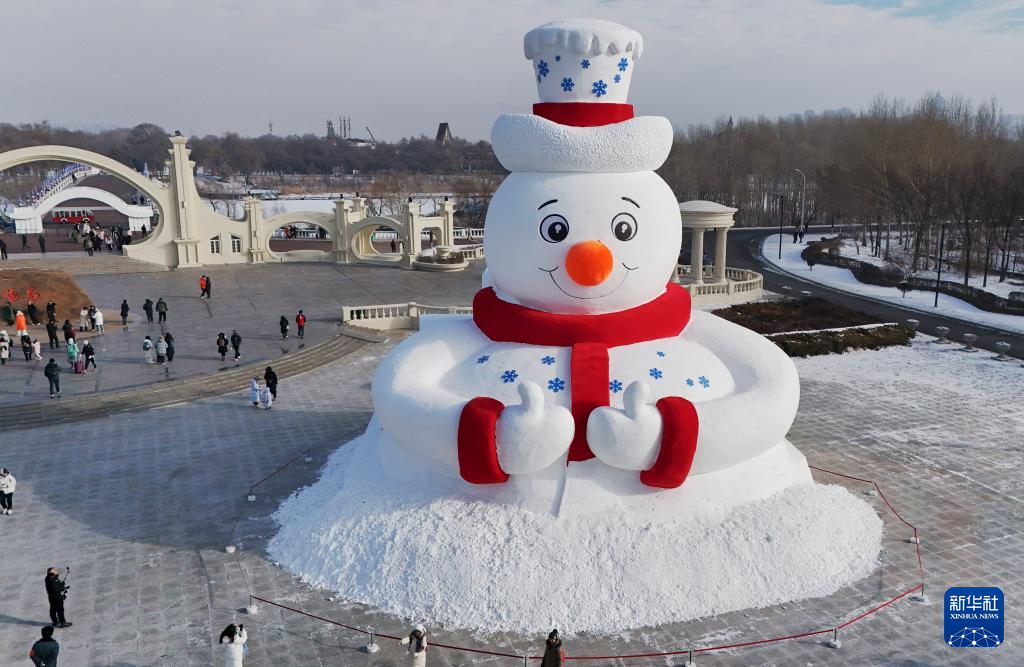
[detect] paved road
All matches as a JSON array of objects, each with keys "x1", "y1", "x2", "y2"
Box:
[{"x1": 727, "y1": 227, "x2": 1024, "y2": 360}]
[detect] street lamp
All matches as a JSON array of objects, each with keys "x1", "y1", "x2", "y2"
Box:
[
  {"x1": 935, "y1": 222, "x2": 947, "y2": 308},
  {"x1": 777, "y1": 194, "x2": 785, "y2": 260},
  {"x1": 794, "y1": 169, "x2": 807, "y2": 235}
]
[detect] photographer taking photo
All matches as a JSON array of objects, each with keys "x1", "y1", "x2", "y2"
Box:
[{"x1": 44, "y1": 568, "x2": 71, "y2": 628}]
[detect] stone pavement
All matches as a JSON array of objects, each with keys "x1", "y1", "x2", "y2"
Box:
[
  {"x1": 0, "y1": 261, "x2": 483, "y2": 406},
  {"x1": 0, "y1": 337, "x2": 1021, "y2": 665}
]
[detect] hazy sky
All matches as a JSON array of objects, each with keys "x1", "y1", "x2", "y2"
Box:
[{"x1": 2, "y1": 0, "x2": 1022, "y2": 141}]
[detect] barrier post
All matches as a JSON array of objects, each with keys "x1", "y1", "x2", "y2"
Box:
[
  {"x1": 364, "y1": 628, "x2": 379, "y2": 654},
  {"x1": 684, "y1": 647, "x2": 696, "y2": 666},
  {"x1": 827, "y1": 628, "x2": 841, "y2": 649}
]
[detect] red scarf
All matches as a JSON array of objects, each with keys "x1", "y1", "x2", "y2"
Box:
[{"x1": 458, "y1": 284, "x2": 699, "y2": 489}]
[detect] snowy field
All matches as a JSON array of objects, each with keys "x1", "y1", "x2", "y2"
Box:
[{"x1": 762, "y1": 234, "x2": 1024, "y2": 334}]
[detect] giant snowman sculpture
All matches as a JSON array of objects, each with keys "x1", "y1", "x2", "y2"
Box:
[{"x1": 271, "y1": 19, "x2": 882, "y2": 634}]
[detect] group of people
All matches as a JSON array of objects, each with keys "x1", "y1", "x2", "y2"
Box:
[
  {"x1": 142, "y1": 332, "x2": 176, "y2": 365},
  {"x1": 249, "y1": 367, "x2": 278, "y2": 409},
  {"x1": 71, "y1": 221, "x2": 134, "y2": 256},
  {"x1": 0, "y1": 301, "x2": 65, "y2": 365},
  {"x1": 278, "y1": 310, "x2": 306, "y2": 339},
  {"x1": 392, "y1": 625, "x2": 565, "y2": 667}
]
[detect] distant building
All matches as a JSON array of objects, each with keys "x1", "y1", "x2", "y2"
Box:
[
  {"x1": 326, "y1": 120, "x2": 337, "y2": 145},
  {"x1": 435, "y1": 122, "x2": 453, "y2": 145}
]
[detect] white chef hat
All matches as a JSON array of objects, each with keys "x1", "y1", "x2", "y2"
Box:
[{"x1": 491, "y1": 19, "x2": 673, "y2": 174}]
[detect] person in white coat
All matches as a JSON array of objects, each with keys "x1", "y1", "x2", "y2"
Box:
[
  {"x1": 219, "y1": 623, "x2": 247, "y2": 666},
  {"x1": 0, "y1": 468, "x2": 15, "y2": 515},
  {"x1": 249, "y1": 378, "x2": 260, "y2": 409},
  {"x1": 399, "y1": 624, "x2": 428, "y2": 667},
  {"x1": 0, "y1": 331, "x2": 10, "y2": 365},
  {"x1": 93, "y1": 309, "x2": 105, "y2": 334}
]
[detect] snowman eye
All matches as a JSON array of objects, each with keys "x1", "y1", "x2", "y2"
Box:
[
  {"x1": 612, "y1": 212, "x2": 637, "y2": 241},
  {"x1": 539, "y1": 214, "x2": 570, "y2": 243}
]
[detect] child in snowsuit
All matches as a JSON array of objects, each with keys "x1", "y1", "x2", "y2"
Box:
[{"x1": 400, "y1": 624, "x2": 428, "y2": 667}]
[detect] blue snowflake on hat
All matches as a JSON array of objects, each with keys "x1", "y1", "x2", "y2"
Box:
[
  {"x1": 592, "y1": 80, "x2": 608, "y2": 97},
  {"x1": 537, "y1": 60, "x2": 550, "y2": 78}
]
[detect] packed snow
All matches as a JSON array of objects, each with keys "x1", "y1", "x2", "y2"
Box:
[
  {"x1": 762, "y1": 234, "x2": 1024, "y2": 334},
  {"x1": 269, "y1": 422, "x2": 882, "y2": 634}
]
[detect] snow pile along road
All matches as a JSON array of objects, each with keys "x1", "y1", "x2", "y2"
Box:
[{"x1": 269, "y1": 427, "x2": 882, "y2": 634}]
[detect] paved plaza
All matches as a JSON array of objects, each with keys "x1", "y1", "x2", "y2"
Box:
[
  {"x1": 0, "y1": 312, "x2": 1021, "y2": 665},
  {"x1": 0, "y1": 262, "x2": 484, "y2": 406}
]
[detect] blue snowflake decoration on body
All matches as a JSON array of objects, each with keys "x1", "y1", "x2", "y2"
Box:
[
  {"x1": 547, "y1": 377, "x2": 566, "y2": 393},
  {"x1": 581, "y1": 59, "x2": 591, "y2": 69},
  {"x1": 541, "y1": 355, "x2": 555, "y2": 365},
  {"x1": 501, "y1": 369, "x2": 518, "y2": 384},
  {"x1": 561, "y1": 77, "x2": 575, "y2": 92},
  {"x1": 685, "y1": 378, "x2": 695, "y2": 387},
  {"x1": 476, "y1": 355, "x2": 490, "y2": 364},
  {"x1": 554, "y1": 54, "x2": 561, "y2": 62},
  {"x1": 609, "y1": 379, "x2": 624, "y2": 393},
  {"x1": 656, "y1": 351, "x2": 666, "y2": 357},
  {"x1": 613, "y1": 74, "x2": 621, "y2": 83},
  {"x1": 649, "y1": 368, "x2": 663, "y2": 380},
  {"x1": 698, "y1": 375, "x2": 711, "y2": 389},
  {"x1": 592, "y1": 80, "x2": 608, "y2": 97},
  {"x1": 618, "y1": 57, "x2": 629, "y2": 72},
  {"x1": 537, "y1": 60, "x2": 550, "y2": 77}
]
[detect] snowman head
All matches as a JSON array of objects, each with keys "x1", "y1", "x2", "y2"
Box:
[{"x1": 483, "y1": 19, "x2": 680, "y2": 315}]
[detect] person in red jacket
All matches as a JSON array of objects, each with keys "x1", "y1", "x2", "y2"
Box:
[
  {"x1": 199, "y1": 276, "x2": 207, "y2": 299},
  {"x1": 295, "y1": 310, "x2": 306, "y2": 339}
]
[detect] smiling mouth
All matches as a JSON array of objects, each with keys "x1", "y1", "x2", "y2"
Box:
[{"x1": 539, "y1": 263, "x2": 637, "y2": 299}]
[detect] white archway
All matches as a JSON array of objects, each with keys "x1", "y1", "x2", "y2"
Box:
[
  {"x1": 261, "y1": 211, "x2": 339, "y2": 263},
  {"x1": 348, "y1": 216, "x2": 408, "y2": 263},
  {"x1": 29, "y1": 186, "x2": 154, "y2": 231}
]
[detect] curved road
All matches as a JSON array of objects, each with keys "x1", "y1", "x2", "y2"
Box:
[{"x1": 726, "y1": 227, "x2": 1024, "y2": 360}]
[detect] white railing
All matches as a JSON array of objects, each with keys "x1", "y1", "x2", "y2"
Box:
[
  {"x1": 458, "y1": 244, "x2": 485, "y2": 260},
  {"x1": 675, "y1": 265, "x2": 764, "y2": 303},
  {"x1": 342, "y1": 302, "x2": 473, "y2": 330}
]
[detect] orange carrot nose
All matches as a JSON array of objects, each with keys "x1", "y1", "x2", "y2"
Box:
[{"x1": 565, "y1": 240, "x2": 614, "y2": 286}]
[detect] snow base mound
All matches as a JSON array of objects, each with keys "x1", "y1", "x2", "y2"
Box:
[{"x1": 269, "y1": 428, "x2": 883, "y2": 635}]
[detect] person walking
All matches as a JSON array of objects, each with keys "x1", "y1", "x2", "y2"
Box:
[
  {"x1": 539, "y1": 629, "x2": 565, "y2": 667},
  {"x1": 61, "y1": 320, "x2": 74, "y2": 344},
  {"x1": 0, "y1": 331, "x2": 9, "y2": 365},
  {"x1": 295, "y1": 310, "x2": 306, "y2": 339},
  {"x1": 93, "y1": 308, "x2": 104, "y2": 334},
  {"x1": 15, "y1": 310, "x2": 28, "y2": 337},
  {"x1": 82, "y1": 341, "x2": 97, "y2": 371},
  {"x1": 164, "y1": 331, "x2": 176, "y2": 362},
  {"x1": 44, "y1": 568, "x2": 71, "y2": 628},
  {"x1": 155, "y1": 336, "x2": 168, "y2": 364},
  {"x1": 46, "y1": 300, "x2": 57, "y2": 322},
  {"x1": 29, "y1": 625, "x2": 59, "y2": 667},
  {"x1": 279, "y1": 315, "x2": 289, "y2": 340},
  {"x1": 32, "y1": 338, "x2": 42, "y2": 360},
  {"x1": 142, "y1": 336, "x2": 154, "y2": 364},
  {"x1": 143, "y1": 298, "x2": 154, "y2": 324},
  {"x1": 44, "y1": 358, "x2": 61, "y2": 398},
  {"x1": 264, "y1": 367, "x2": 278, "y2": 400},
  {"x1": 38, "y1": 233, "x2": 47, "y2": 254},
  {"x1": 199, "y1": 275, "x2": 207, "y2": 299},
  {"x1": 216, "y1": 333, "x2": 228, "y2": 362},
  {"x1": 0, "y1": 237, "x2": 7, "y2": 260},
  {"x1": 249, "y1": 377, "x2": 260, "y2": 409},
  {"x1": 156, "y1": 298, "x2": 168, "y2": 323},
  {"x1": 21, "y1": 233, "x2": 30, "y2": 250},
  {"x1": 65, "y1": 338, "x2": 79, "y2": 371},
  {"x1": 0, "y1": 468, "x2": 15, "y2": 515},
  {"x1": 88, "y1": 305, "x2": 97, "y2": 331},
  {"x1": 21, "y1": 335, "x2": 33, "y2": 361},
  {"x1": 230, "y1": 330, "x2": 242, "y2": 360},
  {"x1": 204, "y1": 275, "x2": 212, "y2": 298},
  {"x1": 78, "y1": 307, "x2": 89, "y2": 332},
  {"x1": 120, "y1": 300, "x2": 130, "y2": 326},
  {"x1": 219, "y1": 623, "x2": 247, "y2": 667},
  {"x1": 46, "y1": 320, "x2": 60, "y2": 349},
  {"x1": 27, "y1": 301, "x2": 40, "y2": 325},
  {"x1": 84, "y1": 236, "x2": 94, "y2": 256},
  {"x1": 399, "y1": 624, "x2": 428, "y2": 667}
]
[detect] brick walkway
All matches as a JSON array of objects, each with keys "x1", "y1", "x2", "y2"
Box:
[{"x1": 0, "y1": 339, "x2": 1020, "y2": 665}]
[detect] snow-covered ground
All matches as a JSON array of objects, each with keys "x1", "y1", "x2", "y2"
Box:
[
  {"x1": 762, "y1": 234, "x2": 1024, "y2": 334},
  {"x1": 824, "y1": 235, "x2": 1023, "y2": 300}
]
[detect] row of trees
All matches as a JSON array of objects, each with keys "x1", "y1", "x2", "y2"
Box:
[
  {"x1": 660, "y1": 94, "x2": 1024, "y2": 283},
  {"x1": 0, "y1": 121, "x2": 500, "y2": 180}
]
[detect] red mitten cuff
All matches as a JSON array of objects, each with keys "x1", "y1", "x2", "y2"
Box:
[
  {"x1": 458, "y1": 397, "x2": 510, "y2": 484},
  {"x1": 640, "y1": 396, "x2": 699, "y2": 489}
]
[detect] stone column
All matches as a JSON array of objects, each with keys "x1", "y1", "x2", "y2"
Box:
[
  {"x1": 690, "y1": 228, "x2": 705, "y2": 284},
  {"x1": 714, "y1": 226, "x2": 728, "y2": 282}
]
